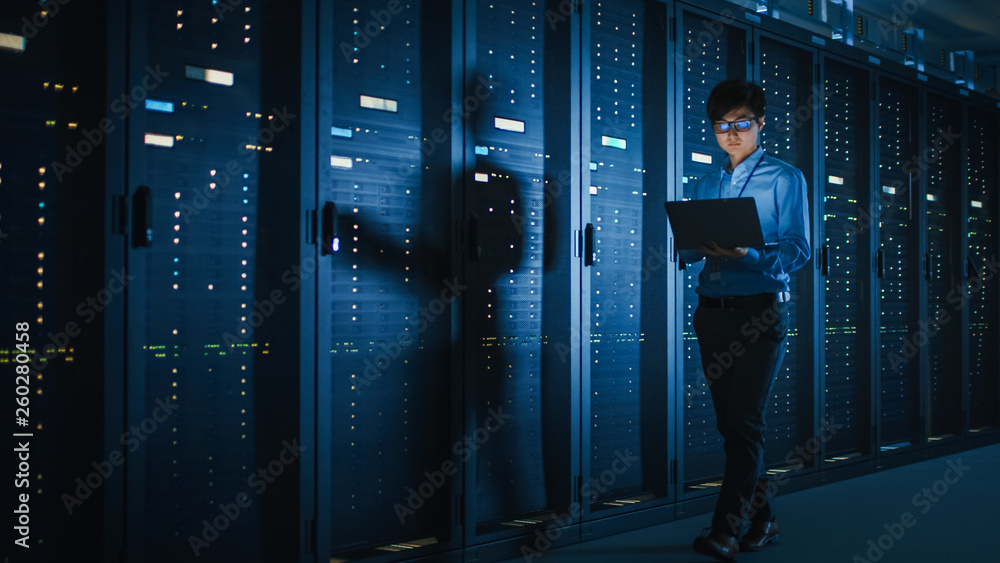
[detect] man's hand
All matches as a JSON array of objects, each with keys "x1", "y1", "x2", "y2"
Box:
[{"x1": 698, "y1": 241, "x2": 747, "y2": 259}]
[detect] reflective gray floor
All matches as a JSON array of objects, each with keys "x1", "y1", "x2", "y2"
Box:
[{"x1": 499, "y1": 442, "x2": 1000, "y2": 563}]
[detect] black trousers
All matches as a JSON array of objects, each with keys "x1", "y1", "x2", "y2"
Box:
[{"x1": 693, "y1": 296, "x2": 788, "y2": 537}]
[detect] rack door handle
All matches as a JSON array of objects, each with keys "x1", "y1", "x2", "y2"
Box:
[
  {"x1": 468, "y1": 214, "x2": 481, "y2": 261},
  {"x1": 924, "y1": 253, "x2": 932, "y2": 281},
  {"x1": 821, "y1": 243, "x2": 829, "y2": 276},
  {"x1": 584, "y1": 223, "x2": 595, "y2": 266},
  {"x1": 966, "y1": 256, "x2": 979, "y2": 282},
  {"x1": 132, "y1": 185, "x2": 153, "y2": 248},
  {"x1": 876, "y1": 249, "x2": 885, "y2": 279},
  {"x1": 320, "y1": 201, "x2": 339, "y2": 255}
]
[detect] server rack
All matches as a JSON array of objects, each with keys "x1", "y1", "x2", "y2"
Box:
[
  {"x1": 922, "y1": 90, "x2": 964, "y2": 442},
  {"x1": 874, "y1": 75, "x2": 922, "y2": 452},
  {"x1": 119, "y1": 1, "x2": 269, "y2": 560},
  {"x1": 580, "y1": 0, "x2": 674, "y2": 528},
  {"x1": 675, "y1": 3, "x2": 751, "y2": 495},
  {"x1": 0, "y1": 2, "x2": 110, "y2": 560},
  {"x1": 313, "y1": 0, "x2": 462, "y2": 560},
  {"x1": 818, "y1": 55, "x2": 874, "y2": 465},
  {"x1": 461, "y1": 0, "x2": 578, "y2": 553},
  {"x1": 964, "y1": 103, "x2": 1000, "y2": 432},
  {"x1": 754, "y1": 31, "x2": 819, "y2": 476}
]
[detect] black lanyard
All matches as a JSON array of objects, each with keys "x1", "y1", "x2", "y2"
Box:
[{"x1": 719, "y1": 151, "x2": 765, "y2": 199}]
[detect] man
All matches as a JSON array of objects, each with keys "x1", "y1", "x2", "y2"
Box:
[{"x1": 680, "y1": 79, "x2": 811, "y2": 561}]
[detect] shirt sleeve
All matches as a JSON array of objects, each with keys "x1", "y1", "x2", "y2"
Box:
[
  {"x1": 739, "y1": 167, "x2": 811, "y2": 275},
  {"x1": 678, "y1": 248, "x2": 705, "y2": 265}
]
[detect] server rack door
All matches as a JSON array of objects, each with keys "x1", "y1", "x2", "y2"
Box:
[
  {"x1": 755, "y1": 34, "x2": 818, "y2": 474},
  {"x1": 820, "y1": 57, "x2": 873, "y2": 464},
  {"x1": 0, "y1": 2, "x2": 110, "y2": 559},
  {"x1": 582, "y1": 0, "x2": 671, "y2": 518},
  {"x1": 676, "y1": 7, "x2": 749, "y2": 492},
  {"x1": 121, "y1": 2, "x2": 268, "y2": 560},
  {"x1": 464, "y1": 0, "x2": 576, "y2": 542},
  {"x1": 320, "y1": 1, "x2": 460, "y2": 559},
  {"x1": 964, "y1": 105, "x2": 1000, "y2": 432},
  {"x1": 874, "y1": 76, "x2": 921, "y2": 451},
  {"x1": 923, "y1": 92, "x2": 964, "y2": 441}
]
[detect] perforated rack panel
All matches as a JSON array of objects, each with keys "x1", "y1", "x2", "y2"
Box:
[
  {"x1": 924, "y1": 93, "x2": 963, "y2": 439},
  {"x1": 876, "y1": 78, "x2": 920, "y2": 448},
  {"x1": 136, "y1": 1, "x2": 263, "y2": 559},
  {"x1": 822, "y1": 59, "x2": 870, "y2": 459},
  {"x1": 0, "y1": 2, "x2": 107, "y2": 557},
  {"x1": 758, "y1": 36, "x2": 815, "y2": 466},
  {"x1": 965, "y1": 106, "x2": 1000, "y2": 431},
  {"x1": 587, "y1": 0, "x2": 651, "y2": 503},
  {"x1": 325, "y1": 0, "x2": 455, "y2": 549},
  {"x1": 468, "y1": 0, "x2": 550, "y2": 525}
]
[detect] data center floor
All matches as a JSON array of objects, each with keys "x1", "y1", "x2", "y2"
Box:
[{"x1": 499, "y1": 442, "x2": 1000, "y2": 563}]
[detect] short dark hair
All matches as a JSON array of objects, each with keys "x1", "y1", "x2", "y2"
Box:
[{"x1": 706, "y1": 79, "x2": 766, "y2": 123}]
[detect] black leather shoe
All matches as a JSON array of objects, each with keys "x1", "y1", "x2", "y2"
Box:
[
  {"x1": 693, "y1": 528, "x2": 739, "y2": 561},
  {"x1": 739, "y1": 517, "x2": 780, "y2": 551}
]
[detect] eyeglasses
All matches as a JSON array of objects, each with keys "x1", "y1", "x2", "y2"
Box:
[{"x1": 712, "y1": 117, "x2": 758, "y2": 134}]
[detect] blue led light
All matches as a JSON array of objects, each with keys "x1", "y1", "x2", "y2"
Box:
[
  {"x1": 331, "y1": 126, "x2": 353, "y2": 138},
  {"x1": 601, "y1": 135, "x2": 627, "y2": 150},
  {"x1": 145, "y1": 99, "x2": 175, "y2": 113},
  {"x1": 475, "y1": 145, "x2": 489, "y2": 156}
]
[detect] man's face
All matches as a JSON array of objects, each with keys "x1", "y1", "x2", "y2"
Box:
[{"x1": 712, "y1": 106, "x2": 763, "y2": 164}]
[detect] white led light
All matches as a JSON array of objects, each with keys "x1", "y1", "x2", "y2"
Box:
[
  {"x1": 331, "y1": 155, "x2": 353, "y2": 169},
  {"x1": 691, "y1": 152, "x2": 712, "y2": 164},
  {"x1": 185, "y1": 65, "x2": 234, "y2": 86},
  {"x1": 359, "y1": 94, "x2": 398, "y2": 112},
  {"x1": 144, "y1": 133, "x2": 175, "y2": 148},
  {"x1": 494, "y1": 116, "x2": 525, "y2": 133},
  {"x1": 0, "y1": 33, "x2": 26, "y2": 52}
]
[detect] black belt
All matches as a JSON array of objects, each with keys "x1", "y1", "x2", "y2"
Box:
[{"x1": 698, "y1": 292, "x2": 789, "y2": 310}]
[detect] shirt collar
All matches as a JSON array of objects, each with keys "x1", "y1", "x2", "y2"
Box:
[{"x1": 724, "y1": 145, "x2": 765, "y2": 175}]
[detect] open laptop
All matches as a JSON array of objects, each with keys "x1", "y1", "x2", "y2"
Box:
[{"x1": 663, "y1": 197, "x2": 766, "y2": 250}]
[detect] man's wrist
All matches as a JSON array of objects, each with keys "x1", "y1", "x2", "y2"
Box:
[{"x1": 741, "y1": 247, "x2": 760, "y2": 264}]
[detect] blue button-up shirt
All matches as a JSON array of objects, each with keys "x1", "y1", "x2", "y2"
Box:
[{"x1": 678, "y1": 145, "x2": 811, "y2": 297}]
